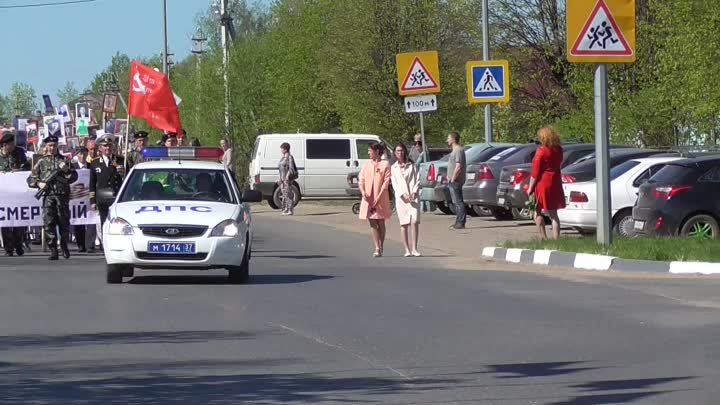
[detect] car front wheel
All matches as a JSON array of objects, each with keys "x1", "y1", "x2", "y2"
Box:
[
  {"x1": 228, "y1": 237, "x2": 251, "y2": 284},
  {"x1": 106, "y1": 264, "x2": 125, "y2": 284}
]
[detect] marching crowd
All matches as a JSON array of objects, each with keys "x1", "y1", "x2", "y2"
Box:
[{"x1": 0, "y1": 126, "x2": 235, "y2": 261}]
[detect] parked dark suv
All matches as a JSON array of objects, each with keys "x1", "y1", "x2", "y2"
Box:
[
  {"x1": 633, "y1": 156, "x2": 720, "y2": 239},
  {"x1": 495, "y1": 144, "x2": 598, "y2": 220}
]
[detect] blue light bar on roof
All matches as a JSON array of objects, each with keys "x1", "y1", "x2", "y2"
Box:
[{"x1": 141, "y1": 147, "x2": 224, "y2": 160}]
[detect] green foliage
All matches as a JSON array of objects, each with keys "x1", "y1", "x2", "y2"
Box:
[
  {"x1": 8, "y1": 82, "x2": 38, "y2": 117},
  {"x1": 57, "y1": 81, "x2": 80, "y2": 106},
  {"x1": 83, "y1": 0, "x2": 720, "y2": 169}
]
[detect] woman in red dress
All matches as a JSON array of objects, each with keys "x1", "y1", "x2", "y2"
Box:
[{"x1": 527, "y1": 126, "x2": 566, "y2": 240}]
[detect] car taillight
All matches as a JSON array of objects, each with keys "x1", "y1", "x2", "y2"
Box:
[
  {"x1": 655, "y1": 216, "x2": 665, "y2": 230},
  {"x1": 511, "y1": 170, "x2": 528, "y2": 185},
  {"x1": 254, "y1": 175, "x2": 260, "y2": 185},
  {"x1": 427, "y1": 164, "x2": 436, "y2": 182},
  {"x1": 477, "y1": 164, "x2": 494, "y2": 180},
  {"x1": 569, "y1": 191, "x2": 589, "y2": 203},
  {"x1": 562, "y1": 175, "x2": 576, "y2": 183},
  {"x1": 652, "y1": 186, "x2": 692, "y2": 200}
]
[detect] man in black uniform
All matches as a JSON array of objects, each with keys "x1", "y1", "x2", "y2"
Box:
[
  {"x1": 89, "y1": 135, "x2": 123, "y2": 231},
  {"x1": 125, "y1": 131, "x2": 148, "y2": 170},
  {"x1": 0, "y1": 132, "x2": 31, "y2": 256},
  {"x1": 28, "y1": 134, "x2": 78, "y2": 260}
]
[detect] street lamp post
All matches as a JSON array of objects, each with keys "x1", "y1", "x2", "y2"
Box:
[
  {"x1": 220, "y1": 0, "x2": 231, "y2": 138},
  {"x1": 162, "y1": 0, "x2": 169, "y2": 75},
  {"x1": 192, "y1": 30, "x2": 208, "y2": 133}
]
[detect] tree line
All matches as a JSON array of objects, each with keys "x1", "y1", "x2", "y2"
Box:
[{"x1": 4, "y1": 1, "x2": 720, "y2": 169}]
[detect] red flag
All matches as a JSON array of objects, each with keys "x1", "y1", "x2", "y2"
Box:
[{"x1": 128, "y1": 61, "x2": 182, "y2": 133}]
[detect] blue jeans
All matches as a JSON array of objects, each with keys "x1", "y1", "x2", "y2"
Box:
[{"x1": 448, "y1": 183, "x2": 466, "y2": 226}]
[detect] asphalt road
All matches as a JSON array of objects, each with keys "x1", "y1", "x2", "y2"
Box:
[{"x1": 0, "y1": 216, "x2": 719, "y2": 404}]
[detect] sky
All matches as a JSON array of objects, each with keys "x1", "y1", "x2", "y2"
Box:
[{"x1": 0, "y1": 0, "x2": 210, "y2": 104}]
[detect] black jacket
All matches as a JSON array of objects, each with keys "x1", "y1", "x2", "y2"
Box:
[{"x1": 89, "y1": 155, "x2": 122, "y2": 205}]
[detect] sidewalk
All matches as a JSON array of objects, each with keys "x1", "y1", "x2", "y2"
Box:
[{"x1": 253, "y1": 201, "x2": 537, "y2": 267}]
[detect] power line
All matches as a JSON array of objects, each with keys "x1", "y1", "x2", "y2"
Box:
[{"x1": 0, "y1": 0, "x2": 98, "y2": 9}]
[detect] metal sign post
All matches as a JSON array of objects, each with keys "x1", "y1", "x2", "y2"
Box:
[
  {"x1": 595, "y1": 64, "x2": 611, "y2": 246},
  {"x1": 481, "y1": 0, "x2": 492, "y2": 143},
  {"x1": 419, "y1": 112, "x2": 428, "y2": 159},
  {"x1": 567, "y1": 0, "x2": 636, "y2": 246}
]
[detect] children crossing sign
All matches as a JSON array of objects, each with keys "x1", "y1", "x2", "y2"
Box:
[
  {"x1": 567, "y1": 0, "x2": 636, "y2": 63},
  {"x1": 396, "y1": 51, "x2": 441, "y2": 96},
  {"x1": 466, "y1": 60, "x2": 510, "y2": 104}
]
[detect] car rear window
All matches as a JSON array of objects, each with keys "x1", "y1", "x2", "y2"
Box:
[
  {"x1": 610, "y1": 160, "x2": 640, "y2": 180},
  {"x1": 649, "y1": 164, "x2": 701, "y2": 184},
  {"x1": 468, "y1": 146, "x2": 511, "y2": 163},
  {"x1": 489, "y1": 147, "x2": 519, "y2": 161}
]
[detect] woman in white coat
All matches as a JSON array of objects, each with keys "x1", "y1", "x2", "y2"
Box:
[{"x1": 390, "y1": 143, "x2": 421, "y2": 257}]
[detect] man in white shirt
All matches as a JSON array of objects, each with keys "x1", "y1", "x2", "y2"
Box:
[{"x1": 220, "y1": 138, "x2": 233, "y2": 170}]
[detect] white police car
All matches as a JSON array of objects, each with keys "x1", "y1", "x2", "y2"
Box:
[{"x1": 102, "y1": 147, "x2": 262, "y2": 284}]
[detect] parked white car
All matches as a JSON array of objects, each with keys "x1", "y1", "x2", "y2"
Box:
[{"x1": 560, "y1": 156, "x2": 683, "y2": 236}]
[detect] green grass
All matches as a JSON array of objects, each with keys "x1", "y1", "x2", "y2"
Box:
[{"x1": 504, "y1": 237, "x2": 720, "y2": 263}]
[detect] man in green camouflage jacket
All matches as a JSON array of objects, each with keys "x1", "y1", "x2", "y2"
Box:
[
  {"x1": 28, "y1": 134, "x2": 78, "y2": 260},
  {"x1": 0, "y1": 131, "x2": 31, "y2": 256},
  {"x1": 125, "y1": 131, "x2": 148, "y2": 170}
]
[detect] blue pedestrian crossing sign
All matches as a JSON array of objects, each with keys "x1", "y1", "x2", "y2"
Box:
[{"x1": 466, "y1": 60, "x2": 510, "y2": 104}]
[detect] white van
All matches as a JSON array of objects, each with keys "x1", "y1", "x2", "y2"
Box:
[{"x1": 249, "y1": 133, "x2": 386, "y2": 209}]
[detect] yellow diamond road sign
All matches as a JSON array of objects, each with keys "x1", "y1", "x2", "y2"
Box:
[
  {"x1": 567, "y1": 0, "x2": 636, "y2": 63},
  {"x1": 396, "y1": 51, "x2": 441, "y2": 96}
]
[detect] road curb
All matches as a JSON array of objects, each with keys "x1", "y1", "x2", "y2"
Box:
[{"x1": 482, "y1": 247, "x2": 720, "y2": 275}]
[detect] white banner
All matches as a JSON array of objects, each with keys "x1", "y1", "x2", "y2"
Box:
[{"x1": 0, "y1": 170, "x2": 99, "y2": 227}]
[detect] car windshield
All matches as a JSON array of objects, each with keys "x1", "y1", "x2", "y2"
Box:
[
  {"x1": 119, "y1": 168, "x2": 237, "y2": 204},
  {"x1": 610, "y1": 160, "x2": 641, "y2": 180}
]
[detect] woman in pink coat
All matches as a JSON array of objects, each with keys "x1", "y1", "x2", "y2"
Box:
[{"x1": 358, "y1": 143, "x2": 392, "y2": 257}]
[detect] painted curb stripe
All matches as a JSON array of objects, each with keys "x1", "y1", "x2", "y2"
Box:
[
  {"x1": 483, "y1": 246, "x2": 720, "y2": 275},
  {"x1": 482, "y1": 247, "x2": 496, "y2": 258},
  {"x1": 574, "y1": 253, "x2": 614, "y2": 271},
  {"x1": 533, "y1": 250, "x2": 553, "y2": 265},
  {"x1": 506, "y1": 248, "x2": 524, "y2": 263},
  {"x1": 669, "y1": 262, "x2": 720, "y2": 275}
]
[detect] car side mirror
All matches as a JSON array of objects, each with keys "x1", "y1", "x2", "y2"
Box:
[{"x1": 241, "y1": 190, "x2": 262, "y2": 203}]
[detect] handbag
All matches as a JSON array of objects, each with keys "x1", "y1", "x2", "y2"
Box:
[{"x1": 287, "y1": 156, "x2": 299, "y2": 180}]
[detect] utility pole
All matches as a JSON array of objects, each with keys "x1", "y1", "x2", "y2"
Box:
[
  {"x1": 481, "y1": 0, "x2": 493, "y2": 143},
  {"x1": 162, "y1": 0, "x2": 169, "y2": 76}
]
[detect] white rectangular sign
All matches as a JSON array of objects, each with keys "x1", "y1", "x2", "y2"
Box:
[
  {"x1": 404, "y1": 94, "x2": 437, "y2": 113},
  {"x1": 0, "y1": 170, "x2": 99, "y2": 227}
]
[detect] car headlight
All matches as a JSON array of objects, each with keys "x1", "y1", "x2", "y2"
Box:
[
  {"x1": 108, "y1": 217, "x2": 134, "y2": 235},
  {"x1": 210, "y1": 219, "x2": 239, "y2": 237}
]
